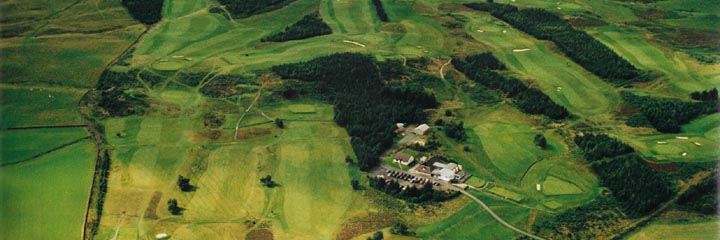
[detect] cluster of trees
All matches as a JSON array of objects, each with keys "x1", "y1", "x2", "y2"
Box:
[
  {"x1": 272, "y1": 53, "x2": 438, "y2": 170},
  {"x1": 623, "y1": 92, "x2": 717, "y2": 133},
  {"x1": 275, "y1": 118, "x2": 285, "y2": 128},
  {"x1": 453, "y1": 53, "x2": 569, "y2": 119},
  {"x1": 690, "y1": 88, "x2": 718, "y2": 101},
  {"x1": 677, "y1": 172, "x2": 718, "y2": 215},
  {"x1": 444, "y1": 121, "x2": 467, "y2": 141},
  {"x1": 167, "y1": 199, "x2": 183, "y2": 215},
  {"x1": 368, "y1": 177, "x2": 460, "y2": 203},
  {"x1": 533, "y1": 194, "x2": 623, "y2": 239},
  {"x1": 176, "y1": 175, "x2": 195, "y2": 192},
  {"x1": 464, "y1": 2, "x2": 644, "y2": 84},
  {"x1": 216, "y1": 0, "x2": 295, "y2": 19},
  {"x1": 371, "y1": 0, "x2": 389, "y2": 22},
  {"x1": 260, "y1": 175, "x2": 277, "y2": 187},
  {"x1": 574, "y1": 134, "x2": 673, "y2": 216},
  {"x1": 98, "y1": 88, "x2": 148, "y2": 117},
  {"x1": 121, "y1": 0, "x2": 164, "y2": 25},
  {"x1": 261, "y1": 12, "x2": 332, "y2": 42}
]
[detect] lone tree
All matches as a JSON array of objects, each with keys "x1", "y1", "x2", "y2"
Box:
[
  {"x1": 351, "y1": 179, "x2": 360, "y2": 190},
  {"x1": 391, "y1": 222, "x2": 412, "y2": 236},
  {"x1": 368, "y1": 231, "x2": 384, "y2": 240},
  {"x1": 345, "y1": 155, "x2": 354, "y2": 165},
  {"x1": 534, "y1": 134, "x2": 547, "y2": 149},
  {"x1": 203, "y1": 111, "x2": 226, "y2": 128},
  {"x1": 275, "y1": 118, "x2": 285, "y2": 128},
  {"x1": 261, "y1": 175, "x2": 276, "y2": 188},
  {"x1": 177, "y1": 175, "x2": 195, "y2": 192},
  {"x1": 167, "y1": 199, "x2": 183, "y2": 215}
]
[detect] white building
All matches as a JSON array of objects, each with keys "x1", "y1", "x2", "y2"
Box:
[{"x1": 413, "y1": 124, "x2": 430, "y2": 135}]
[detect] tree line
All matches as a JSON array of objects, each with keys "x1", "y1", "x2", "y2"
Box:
[
  {"x1": 464, "y1": 2, "x2": 645, "y2": 84},
  {"x1": 371, "y1": 0, "x2": 389, "y2": 22},
  {"x1": 677, "y1": 171, "x2": 718, "y2": 215},
  {"x1": 217, "y1": 0, "x2": 295, "y2": 19},
  {"x1": 574, "y1": 134, "x2": 673, "y2": 217},
  {"x1": 622, "y1": 92, "x2": 717, "y2": 133},
  {"x1": 453, "y1": 53, "x2": 569, "y2": 119},
  {"x1": 369, "y1": 177, "x2": 459, "y2": 203},
  {"x1": 272, "y1": 53, "x2": 438, "y2": 170},
  {"x1": 121, "y1": 0, "x2": 164, "y2": 25},
  {"x1": 261, "y1": 12, "x2": 332, "y2": 42}
]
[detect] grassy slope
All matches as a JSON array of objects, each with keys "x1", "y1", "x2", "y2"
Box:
[
  {"x1": 627, "y1": 220, "x2": 720, "y2": 240},
  {"x1": 0, "y1": 85, "x2": 87, "y2": 128},
  {"x1": 461, "y1": 11, "x2": 620, "y2": 118},
  {"x1": 0, "y1": 141, "x2": 96, "y2": 239}
]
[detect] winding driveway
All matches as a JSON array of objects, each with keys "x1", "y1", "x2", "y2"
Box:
[{"x1": 452, "y1": 187, "x2": 546, "y2": 240}]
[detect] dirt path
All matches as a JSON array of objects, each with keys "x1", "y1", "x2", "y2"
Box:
[
  {"x1": 234, "y1": 89, "x2": 263, "y2": 140},
  {"x1": 439, "y1": 58, "x2": 452, "y2": 80}
]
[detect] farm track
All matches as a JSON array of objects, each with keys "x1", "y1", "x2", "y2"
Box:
[{"x1": 0, "y1": 136, "x2": 90, "y2": 167}]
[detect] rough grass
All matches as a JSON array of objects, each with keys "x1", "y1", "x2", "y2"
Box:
[
  {"x1": 0, "y1": 141, "x2": 95, "y2": 240},
  {"x1": 97, "y1": 101, "x2": 368, "y2": 240}
]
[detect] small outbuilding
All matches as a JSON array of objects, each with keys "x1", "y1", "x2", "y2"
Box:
[
  {"x1": 413, "y1": 124, "x2": 430, "y2": 135},
  {"x1": 394, "y1": 152, "x2": 415, "y2": 165}
]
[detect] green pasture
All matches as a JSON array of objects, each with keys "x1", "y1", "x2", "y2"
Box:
[
  {"x1": 0, "y1": 86, "x2": 86, "y2": 128},
  {"x1": 627, "y1": 220, "x2": 720, "y2": 240},
  {"x1": 0, "y1": 128, "x2": 87, "y2": 165},
  {"x1": 0, "y1": 27, "x2": 143, "y2": 87},
  {"x1": 416, "y1": 195, "x2": 528, "y2": 239},
  {"x1": 463, "y1": 12, "x2": 620, "y2": 117},
  {"x1": 0, "y1": 141, "x2": 95, "y2": 240}
]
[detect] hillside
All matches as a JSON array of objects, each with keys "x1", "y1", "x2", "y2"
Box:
[{"x1": 0, "y1": 0, "x2": 718, "y2": 239}]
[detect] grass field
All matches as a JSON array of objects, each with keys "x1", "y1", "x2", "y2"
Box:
[
  {"x1": 0, "y1": 141, "x2": 95, "y2": 239},
  {"x1": 627, "y1": 220, "x2": 720, "y2": 240},
  {"x1": 487, "y1": 186, "x2": 524, "y2": 202},
  {"x1": 416, "y1": 195, "x2": 529, "y2": 239},
  {"x1": 96, "y1": 98, "x2": 369, "y2": 239},
  {"x1": 0, "y1": 128, "x2": 88, "y2": 165},
  {"x1": 462, "y1": 12, "x2": 620, "y2": 118},
  {"x1": 520, "y1": 157, "x2": 598, "y2": 210}
]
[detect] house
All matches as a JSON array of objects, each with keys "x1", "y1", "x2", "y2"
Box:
[
  {"x1": 413, "y1": 124, "x2": 430, "y2": 135},
  {"x1": 393, "y1": 152, "x2": 415, "y2": 165}
]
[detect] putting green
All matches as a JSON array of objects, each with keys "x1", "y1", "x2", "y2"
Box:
[
  {"x1": 152, "y1": 61, "x2": 183, "y2": 71},
  {"x1": 542, "y1": 176, "x2": 584, "y2": 196}
]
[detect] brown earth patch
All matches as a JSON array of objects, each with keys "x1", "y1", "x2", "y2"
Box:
[
  {"x1": 236, "y1": 127, "x2": 272, "y2": 140},
  {"x1": 336, "y1": 212, "x2": 397, "y2": 240},
  {"x1": 144, "y1": 191, "x2": 162, "y2": 219},
  {"x1": 568, "y1": 17, "x2": 608, "y2": 28},
  {"x1": 645, "y1": 160, "x2": 679, "y2": 173},
  {"x1": 245, "y1": 228, "x2": 273, "y2": 240}
]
